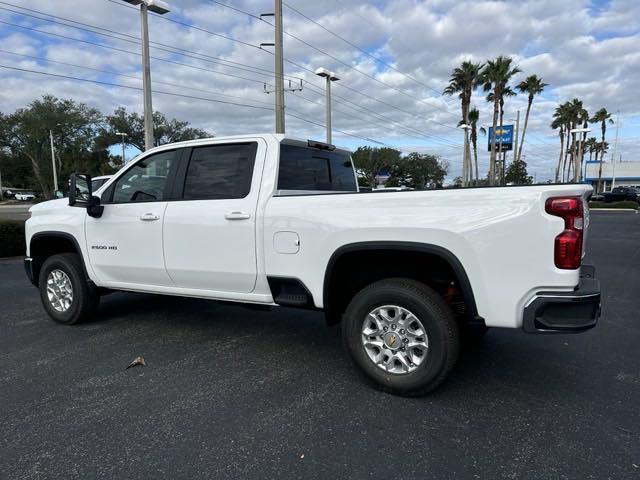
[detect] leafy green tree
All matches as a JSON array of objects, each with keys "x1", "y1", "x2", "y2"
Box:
[
  {"x1": 388, "y1": 153, "x2": 448, "y2": 189},
  {"x1": 0, "y1": 95, "x2": 103, "y2": 197},
  {"x1": 505, "y1": 159, "x2": 533, "y2": 185},
  {"x1": 97, "y1": 107, "x2": 211, "y2": 153},
  {"x1": 351, "y1": 146, "x2": 402, "y2": 188}
]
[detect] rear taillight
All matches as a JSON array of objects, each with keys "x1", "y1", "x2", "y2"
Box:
[{"x1": 545, "y1": 197, "x2": 583, "y2": 270}]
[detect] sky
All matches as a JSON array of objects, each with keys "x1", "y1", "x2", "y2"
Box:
[{"x1": 0, "y1": 0, "x2": 639, "y2": 182}]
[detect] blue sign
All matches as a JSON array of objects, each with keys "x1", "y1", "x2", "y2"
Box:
[{"x1": 488, "y1": 125, "x2": 514, "y2": 152}]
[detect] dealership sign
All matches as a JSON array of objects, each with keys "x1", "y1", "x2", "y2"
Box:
[{"x1": 487, "y1": 125, "x2": 514, "y2": 152}]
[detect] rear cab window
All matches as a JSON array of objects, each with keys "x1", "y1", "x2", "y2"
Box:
[{"x1": 276, "y1": 141, "x2": 357, "y2": 195}]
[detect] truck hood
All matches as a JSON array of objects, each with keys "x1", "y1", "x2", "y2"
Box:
[{"x1": 29, "y1": 198, "x2": 69, "y2": 214}]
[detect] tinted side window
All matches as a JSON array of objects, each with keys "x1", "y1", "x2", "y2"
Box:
[
  {"x1": 183, "y1": 143, "x2": 257, "y2": 200},
  {"x1": 277, "y1": 144, "x2": 356, "y2": 192},
  {"x1": 112, "y1": 150, "x2": 175, "y2": 203}
]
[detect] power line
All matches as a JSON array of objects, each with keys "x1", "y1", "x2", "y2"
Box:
[
  {"x1": 0, "y1": 64, "x2": 275, "y2": 111},
  {"x1": 283, "y1": 1, "x2": 458, "y2": 106},
  {"x1": 0, "y1": 20, "x2": 276, "y2": 86},
  {"x1": 0, "y1": 13, "x2": 461, "y2": 148},
  {"x1": 207, "y1": 0, "x2": 462, "y2": 129},
  {"x1": 0, "y1": 49, "x2": 275, "y2": 108},
  {"x1": 0, "y1": 63, "x2": 395, "y2": 148},
  {"x1": 0, "y1": 4, "x2": 293, "y2": 81},
  {"x1": 103, "y1": 0, "x2": 259, "y2": 49}
]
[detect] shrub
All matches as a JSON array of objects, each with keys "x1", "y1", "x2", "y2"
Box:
[
  {"x1": 589, "y1": 201, "x2": 639, "y2": 210},
  {"x1": 0, "y1": 220, "x2": 26, "y2": 258}
]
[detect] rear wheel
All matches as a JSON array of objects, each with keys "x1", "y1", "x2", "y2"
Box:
[
  {"x1": 38, "y1": 253, "x2": 99, "y2": 325},
  {"x1": 342, "y1": 278, "x2": 460, "y2": 396}
]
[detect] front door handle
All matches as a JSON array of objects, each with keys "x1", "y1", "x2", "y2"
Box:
[
  {"x1": 140, "y1": 213, "x2": 160, "y2": 221},
  {"x1": 225, "y1": 211, "x2": 251, "y2": 221}
]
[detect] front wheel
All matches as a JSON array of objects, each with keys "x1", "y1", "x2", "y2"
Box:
[
  {"x1": 342, "y1": 278, "x2": 460, "y2": 396},
  {"x1": 38, "y1": 253, "x2": 99, "y2": 325}
]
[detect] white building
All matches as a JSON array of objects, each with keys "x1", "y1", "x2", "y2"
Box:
[{"x1": 585, "y1": 160, "x2": 640, "y2": 191}]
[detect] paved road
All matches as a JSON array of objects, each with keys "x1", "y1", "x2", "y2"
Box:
[
  {"x1": 0, "y1": 203, "x2": 32, "y2": 221},
  {"x1": 1, "y1": 211, "x2": 639, "y2": 479}
]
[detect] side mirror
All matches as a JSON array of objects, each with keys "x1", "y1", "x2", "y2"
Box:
[
  {"x1": 69, "y1": 173, "x2": 104, "y2": 218},
  {"x1": 69, "y1": 173, "x2": 91, "y2": 206}
]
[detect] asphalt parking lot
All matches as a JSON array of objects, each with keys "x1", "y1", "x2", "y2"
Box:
[{"x1": 1, "y1": 211, "x2": 638, "y2": 479}]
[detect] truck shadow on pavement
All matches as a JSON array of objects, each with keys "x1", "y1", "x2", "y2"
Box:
[{"x1": 86, "y1": 291, "x2": 588, "y2": 401}]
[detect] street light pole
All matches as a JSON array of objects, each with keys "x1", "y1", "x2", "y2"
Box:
[
  {"x1": 49, "y1": 129, "x2": 58, "y2": 193},
  {"x1": 315, "y1": 68, "x2": 339, "y2": 144},
  {"x1": 274, "y1": 0, "x2": 285, "y2": 134},
  {"x1": 123, "y1": 0, "x2": 171, "y2": 150},
  {"x1": 140, "y1": 3, "x2": 154, "y2": 151}
]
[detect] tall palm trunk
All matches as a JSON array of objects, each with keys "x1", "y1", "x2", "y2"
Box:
[
  {"x1": 575, "y1": 128, "x2": 588, "y2": 183},
  {"x1": 462, "y1": 93, "x2": 472, "y2": 186},
  {"x1": 472, "y1": 127, "x2": 479, "y2": 186},
  {"x1": 489, "y1": 95, "x2": 500, "y2": 185},
  {"x1": 555, "y1": 126, "x2": 565, "y2": 182},
  {"x1": 498, "y1": 97, "x2": 506, "y2": 185},
  {"x1": 517, "y1": 95, "x2": 533, "y2": 163},
  {"x1": 596, "y1": 123, "x2": 606, "y2": 193}
]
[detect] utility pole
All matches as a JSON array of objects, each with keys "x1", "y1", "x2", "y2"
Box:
[
  {"x1": 315, "y1": 68, "x2": 339, "y2": 144},
  {"x1": 123, "y1": 1, "x2": 171, "y2": 150},
  {"x1": 49, "y1": 130, "x2": 58, "y2": 193},
  {"x1": 609, "y1": 110, "x2": 620, "y2": 191},
  {"x1": 274, "y1": 0, "x2": 285, "y2": 134},
  {"x1": 140, "y1": 3, "x2": 154, "y2": 150}
]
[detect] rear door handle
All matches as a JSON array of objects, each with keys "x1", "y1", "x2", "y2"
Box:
[
  {"x1": 225, "y1": 211, "x2": 251, "y2": 220},
  {"x1": 140, "y1": 213, "x2": 160, "y2": 221}
]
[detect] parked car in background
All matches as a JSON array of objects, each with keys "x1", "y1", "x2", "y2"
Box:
[
  {"x1": 91, "y1": 175, "x2": 112, "y2": 192},
  {"x1": 603, "y1": 186, "x2": 640, "y2": 203},
  {"x1": 15, "y1": 191, "x2": 36, "y2": 201}
]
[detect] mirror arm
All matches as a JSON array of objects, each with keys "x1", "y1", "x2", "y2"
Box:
[{"x1": 87, "y1": 196, "x2": 104, "y2": 218}]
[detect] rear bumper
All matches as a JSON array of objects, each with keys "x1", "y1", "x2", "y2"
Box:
[
  {"x1": 523, "y1": 265, "x2": 601, "y2": 334},
  {"x1": 24, "y1": 257, "x2": 36, "y2": 286}
]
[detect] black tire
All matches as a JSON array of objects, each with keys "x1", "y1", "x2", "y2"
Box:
[
  {"x1": 38, "y1": 253, "x2": 99, "y2": 325},
  {"x1": 342, "y1": 278, "x2": 460, "y2": 396}
]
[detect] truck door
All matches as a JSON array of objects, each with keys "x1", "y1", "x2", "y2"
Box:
[
  {"x1": 162, "y1": 140, "x2": 264, "y2": 293},
  {"x1": 85, "y1": 150, "x2": 177, "y2": 287}
]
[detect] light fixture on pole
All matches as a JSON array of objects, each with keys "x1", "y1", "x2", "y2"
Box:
[
  {"x1": 315, "y1": 68, "x2": 339, "y2": 144},
  {"x1": 570, "y1": 127, "x2": 590, "y2": 183},
  {"x1": 115, "y1": 132, "x2": 128, "y2": 165},
  {"x1": 458, "y1": 123, "x2": 472, "y2": 187},
  {"x1": 122, "y1": 0, "x2": 171, "y2": 150}
]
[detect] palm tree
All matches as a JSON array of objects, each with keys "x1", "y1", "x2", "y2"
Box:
[
  {"x1": 468, "y1": 107, "x2": 482, "y2": 184},
  {"x1": 516, "y1": 75, "x2": 548, "y2": 163},
  {"x1": 480, "y1": 56, "x2": 521, "y2": 185},
  {"x1": 443, "y1": 61, "x2": 484, "y2": 186},
  {"x1": 590, "y1": 108, "x2": 614, "y2": 193},
  {"x1": 585, "y1": 137, "x2": 598, "y2": 162}
]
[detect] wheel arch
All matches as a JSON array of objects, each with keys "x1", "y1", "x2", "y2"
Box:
[
  {"x1": 29, "y1": 231, "x2": 89, "y2": 286},
  {"x1": 322, "y1": 241, "x2": 481, "y2": 326}
]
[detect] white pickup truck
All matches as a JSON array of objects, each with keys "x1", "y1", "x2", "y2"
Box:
[{"x1": 24, "y1": 134, "x2": 601, "y2": 395}]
